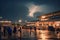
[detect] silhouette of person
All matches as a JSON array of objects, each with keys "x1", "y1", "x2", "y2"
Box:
[
  {"x1": 48, "y1": 26, "x2": 55, "y2": 32},
  {"x1": 3, "y1": 26, "x2": 7, "y2": 36},
  {"x1": 0, "y1": 25, "x2": 1, "y2": 40},
  {"x1": 13, "y1": 26, "x2": 17, "y2": 37},
  {"x1": 56, "y1": 28, "x2": 60, "y2": 34},
  {"x1": 7, "y1": 27, "x2": 12, "y2": 38}
]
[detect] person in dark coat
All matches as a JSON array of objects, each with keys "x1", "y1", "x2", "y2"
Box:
[
  {"x1": 13, "y1": 26, "x2": 17, "y2": 37},
  {"x1": 7, "y1": 27, "x2": 12, "y2": 37},
  {"x1": 56, "y1": 28, "x2": 60, "y2": 34},
  {"x1": 13, "y1": 27, "x2": 17, "y2": 33},
  {"x1": 48, "y1": 26, "x2": 55, "y2": 32},
  {"x1": 0, "y1": 25, "x2": 1, "y2": 40},
  {"x1": 3, "y1": 26, "x2": 7, "y2": 36}
]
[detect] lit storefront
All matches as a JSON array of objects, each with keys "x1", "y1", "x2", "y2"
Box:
[
  {"x1": 0, "y1": 20, "x2": 12, "y2": 26},
  {"x1": 37, "y1": 11, "x2": 60, "y2": 29}
]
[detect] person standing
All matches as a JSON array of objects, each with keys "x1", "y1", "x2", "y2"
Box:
[
  {"x1": 0, "y1": 24, "x2": 1, "y2": 40},
  {"x1": 7, "y1": 26, "x2": 12, "y2": 38},
  {"x1": 3, "y1": 26, "x2": 7, "y2": 37},
  {"x1": 13, "y1": 26, "x2": 17, "y2": 37}
]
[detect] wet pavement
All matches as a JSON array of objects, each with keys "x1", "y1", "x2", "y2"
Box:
[
  {"x1": 1, "y1": 30, "x2": 60, "y2": 40},
  {"x1": 36, "y1": 30, "x2": 60, "y2": 40}
]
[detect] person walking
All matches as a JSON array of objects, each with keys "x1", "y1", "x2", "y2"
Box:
[
  {"x1": 7, "y1": 27, "x2": 12, "y2": 38},
  {"x1": 13, "y1": 26, "x2": 17, "y2": 37},
  {"x1": 3, "y1": 26, "x2": 7, "y2": 37}
]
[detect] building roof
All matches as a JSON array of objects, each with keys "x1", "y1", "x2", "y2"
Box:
[
  {"x1": 38, "y1": 11, "x2": 60, "y2": 21},
  {"x1": 43, "y1": 11, "x2": 60, "y2": 16}
]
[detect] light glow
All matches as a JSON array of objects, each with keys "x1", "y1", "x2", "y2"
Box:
[
  {"x1": 41, "y1": 16, "x2": 46, "y2": 19},
  {"x1": 0, "y1": 21, "x2": 11, "y2": 23},
  {"x1": 0, "y1": 17, "x2": 2, "y2": 19},
  {"x1": 19, "y1": 20, "x2": 22, "y2": 22}
]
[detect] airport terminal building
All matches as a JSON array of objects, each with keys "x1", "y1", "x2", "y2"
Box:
[{"x1": 37, "y1": 11, "x2": 60, "y2": 29}]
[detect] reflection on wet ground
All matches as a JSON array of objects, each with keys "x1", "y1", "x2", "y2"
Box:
[
  {"x1": 1, "y1": 30, "x2": 60, "y2": 40},
  {"x1": 37, "y1": 30, "x2": 60, "y2": 40}
]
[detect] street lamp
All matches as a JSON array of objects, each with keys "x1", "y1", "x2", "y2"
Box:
[
  {"x1": 40, "y1": 16, "x2": 49, "y2": 21},
  {"x1": 18, "y1": 20, "x2": 22, "y2": 22},
  {"x1": 41, "y1": 16, "x2": 46, "y2": 19}
]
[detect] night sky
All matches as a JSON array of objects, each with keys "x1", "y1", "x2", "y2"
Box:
[{"x1": 0, "y1": 0, "x2": 60, "y2": 22}]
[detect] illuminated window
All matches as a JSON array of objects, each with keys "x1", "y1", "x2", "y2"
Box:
[
  {"x1": 56, "y1": 23, "x2": 60, "y2": 26},
  {"x1": 41, "y1": 16, "x2": 46, "y2": 19}
]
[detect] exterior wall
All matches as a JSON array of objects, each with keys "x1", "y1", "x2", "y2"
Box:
[
  {"x1": 37, "y1": 11, "x2": 60, "y2": 29},
  {"x1": 35, "y1": 21, "x2": 60, "y2": 29},
  {"x1": 38, "y1": 11, "x2": 60, "y2": 21}
]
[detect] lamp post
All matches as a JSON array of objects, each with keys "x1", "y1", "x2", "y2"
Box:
[{"x1": 18, "y1": 20, "x2": 22, "y2": 23}]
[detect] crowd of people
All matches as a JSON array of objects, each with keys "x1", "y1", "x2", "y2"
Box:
[
  {"x1": 48, "y1": 26, "x2": 60, "y2": 34},
  {"x1": 0, "y1": 25, "x2": 22, "y2": 39},
  {"x1": 0, "y1": 25, "x2": 60, "y2": 39}
]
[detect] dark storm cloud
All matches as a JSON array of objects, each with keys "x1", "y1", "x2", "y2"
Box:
[
  {"x1": 14, "y1": 4, "x2": 29, "y2": 21},
  {"x1": 0, "y1": 0, "x2": 29, "y2": 21},
  {"x1": 0, "y1": 0, "x2": 60, "y2": 21},
  {"x1": 34, "y1": 12, "x2": 43, "y2": 17},
  {"x1": 33, "y1": 0, "x2": 60, "y2": 12}
]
